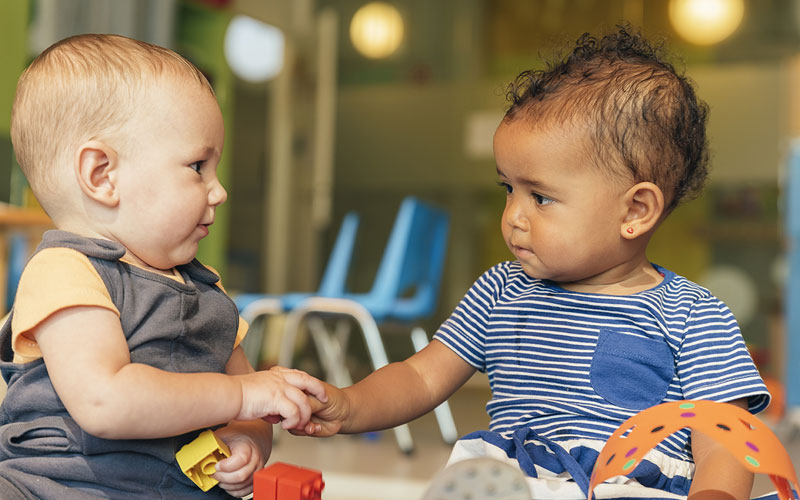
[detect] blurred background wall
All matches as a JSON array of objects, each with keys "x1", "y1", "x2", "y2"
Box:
[{"x1": 0, "y1": 0, "x2": 795, "y2": 389}]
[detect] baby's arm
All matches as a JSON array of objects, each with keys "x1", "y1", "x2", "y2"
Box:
[
  {"x1": 35, "y1": 306, "x2": 326, "y2": 439},
  {"x1": 687, "y1": 398, "x2": 754, "y2": 500},
  {"x1": 210, "y1": 347, "x2": 273, "y2": 498},
  {"x1": 303, "y1": 339, "x2": 475, "y2": 436}
]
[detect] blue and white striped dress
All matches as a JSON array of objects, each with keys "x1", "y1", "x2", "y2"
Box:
[{"x1": 434, "y1": 261, "x2": 770, "y2": 499}]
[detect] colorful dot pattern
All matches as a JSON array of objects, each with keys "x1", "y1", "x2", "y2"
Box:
[{"x1": 586, "y1": 400, "x2": 799, "y2": 500}]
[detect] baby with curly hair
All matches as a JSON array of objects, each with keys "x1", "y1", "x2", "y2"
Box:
[{"x1": 301, "y1": 26, "x2": 769, "y2": 500}]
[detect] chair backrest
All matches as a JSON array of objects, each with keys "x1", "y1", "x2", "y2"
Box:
[
  {"x1": 367, "y1": 197, "x2": 449, "y2": 321},
  {"x1": 317, "y1": 211, "x2": 360, "y2": 296},
  {"x1": 233, "y1": 211, "x2": 360, "y2": 315}
]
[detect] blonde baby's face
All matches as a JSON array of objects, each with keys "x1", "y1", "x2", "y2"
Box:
[
  {"x1": 494, "y1": 118, "x2": 635, "y2": 288},
  {"x1": 109, "y1": 78, "x2": 227, "y2": 271}
]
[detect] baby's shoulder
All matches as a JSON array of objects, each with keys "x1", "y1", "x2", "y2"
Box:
[
  {"x1": 22, "y1": 246, "x2": 102, "y2": 285},
  {"x1": 482, "y1": 260, "x2": 531, "y2": 282},
  {"x1": 654, "y1": 266, "x2": 717, "y2": 301}
]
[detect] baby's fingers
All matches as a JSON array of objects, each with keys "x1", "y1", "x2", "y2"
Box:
[
  {"x1": 276, "y1": 367, "x2": 328, "y2": 403},
  {"x1": 263, "y1": 415, "x2": 282, "y2": 424},
  {"x1": 271, "y1": 395, "x2": 304, "y2": 429},
  {"x1": 308, "y1": 394, "x2": 327, "y2": 414},
  {"x1": 215, "y1": 475, "x2": 254, "y2": 499},
  {"x1": 279, "y1": 385, "x2": 313, "y2": 429},
  {"x1": 213, "y1": 450, "x2": 254, "y2": 497},
  {"x1": 305, "y1": 421, "x2": 323, "y2": 435},
  {"x1": 285, "y1": 415, "x2": 323, "y2": 437},
  {"x1": 214, "y1": 453, "x2": 247, "y2": 475}
]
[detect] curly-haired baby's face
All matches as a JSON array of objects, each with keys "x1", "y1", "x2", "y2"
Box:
[{"x1": 493, "y1": 118, "x2": 639, "y2": 287}]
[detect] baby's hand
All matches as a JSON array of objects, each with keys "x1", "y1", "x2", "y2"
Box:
[
  {"x1": 211, "y1": 430, "x2": 265, "y2": 498},
  {"x1": 291, "y1": 382, "x2": 350, "y2": 437},
  {"x1": 237, "y1": 366, "x2": 327, "y2": 430}
]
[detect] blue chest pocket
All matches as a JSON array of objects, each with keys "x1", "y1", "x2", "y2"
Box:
[{"x1": 590, "y1": 329, "x2": 674, "y2": 410}]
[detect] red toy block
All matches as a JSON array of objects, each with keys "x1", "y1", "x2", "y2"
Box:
[{"x1": 254, "y1": 462, "x2": 325, "y2": 500}]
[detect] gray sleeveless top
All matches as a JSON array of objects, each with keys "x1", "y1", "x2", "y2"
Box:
[{"x1": 0, "y1": 230, "x2": 239, "y2": 499}]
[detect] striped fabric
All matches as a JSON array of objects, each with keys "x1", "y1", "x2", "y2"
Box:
[{"x1": 434, "y1": 261, "x2": 770, "y2": 463}]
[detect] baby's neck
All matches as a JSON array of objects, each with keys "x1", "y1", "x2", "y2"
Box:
[
  {"x1": 556, "y1": 262, "x2": 664, "y2": 296},
  {"x1": 55, "y1": 225, "x2": 182, "y2": 280},
  {"x1": 120, "y1": 255, "x2": 181, "y2": 278}
]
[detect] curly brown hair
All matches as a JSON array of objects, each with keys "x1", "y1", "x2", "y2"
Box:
[{"x1": 504, "y1": 25, "x2": 710, "y2": 212}]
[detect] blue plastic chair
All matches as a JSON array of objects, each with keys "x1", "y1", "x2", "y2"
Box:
[
  {"x1": 233, "y1": 212, "x2": 360, "y2": 366},
  {"x1": 5, "y1": 233, "x2": 28, "y2": 312},
  {"x1": 279, "y1": 196, "x2": 457, "y2": 453}
]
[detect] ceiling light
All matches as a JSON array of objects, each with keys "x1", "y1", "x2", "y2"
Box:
[
  {"x1": 224, "y1": 15, "x2": 285, "y2": 82},
  {"x1": 669, "y1": 0, "x2": 745, "y2": 46},
  {"x1": 350, "y1": 2, "x2": 404, "y2": 59}
]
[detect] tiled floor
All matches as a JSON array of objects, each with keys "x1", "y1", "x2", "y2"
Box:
[{"x1": 269, "y1": 382, "x2": 800, "y2": 500}]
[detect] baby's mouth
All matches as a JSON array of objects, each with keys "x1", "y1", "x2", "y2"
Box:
[{"x1": 511, "y1": 244, "x2": 534, "y2": 257}]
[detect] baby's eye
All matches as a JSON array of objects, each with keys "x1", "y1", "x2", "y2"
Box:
[
  {"x1": 189, "y1": 161, "x2": 203, "y2": 174},
  {"x1": 533, "y1": 193, "x2": 554, "y2": 206},
  {"x1": 497, "y1": 181, "x2": 512, "y2": 194}
]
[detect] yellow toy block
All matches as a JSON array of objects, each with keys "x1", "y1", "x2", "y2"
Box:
[{"x1": 176, "y1": 430, "x2": 231, "y2": 492}]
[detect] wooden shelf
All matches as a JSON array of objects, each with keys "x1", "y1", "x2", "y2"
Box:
[{"x1": 0, "y1": 204, "x2": 52, "y2": 227}]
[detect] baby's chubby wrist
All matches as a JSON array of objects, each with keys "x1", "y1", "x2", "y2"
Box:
[
  {"x1": 234, "y1": 367, "x2": 328, "y2": 427},
  {"x1": 231, "y1": 372, "x2": 258, "y2": 421},
  {"x1": 330, "y1": 385, "x2": 357, "y2": 433}
]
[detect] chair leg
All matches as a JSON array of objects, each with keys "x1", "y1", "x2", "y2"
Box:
[
  {"x1": 332, "y1": 317, "x2": 353, "y2": 357},
  {"x1": 411, "y1": 327, "x2": 459, "y2": 444},
  {"x1": 347, "y1": 305, "x2": 414, "y2": 454},
  {"x1": 239, "y1": 325, "x2": 265, "y2": 368},
  {"x1": 282, "y1": 298, "x2": 416, "y2": 454},
  {"x1": 307, "y1": 316, "x2": 354, "y2": 387},
  {"x1": 279, "y1": 306, "x2": 307, "y2": 369},
  {"x1": 239, "y1": 298, "x2": 283, "y2": 368}
]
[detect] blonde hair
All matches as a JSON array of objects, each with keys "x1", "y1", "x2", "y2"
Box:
[{"x1": 10, "y1": 34, "x2": 213, "y2": 212}]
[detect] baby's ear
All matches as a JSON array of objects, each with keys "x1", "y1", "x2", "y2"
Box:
[
  {"x1": 75, "y1": 141, "x2": 119, "y2": 207},
  {"x1": 620, "y1": 182, "x2": 665, "y2": 240}
]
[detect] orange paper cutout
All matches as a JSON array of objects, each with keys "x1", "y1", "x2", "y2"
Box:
[{"x1": 588, "y1": 400, "x2": 799, "y2": 500}]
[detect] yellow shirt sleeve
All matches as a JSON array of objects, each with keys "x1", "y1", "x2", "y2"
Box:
[
  {"x1": 11, "y1": 247, "x2": 119, "y2": 363},
  {"x1": 234, "y1": 317, "x2": 249, "y2": 348},
  {"x1": 10, "y1": 251, "x2": 247, "y2": 362}
]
